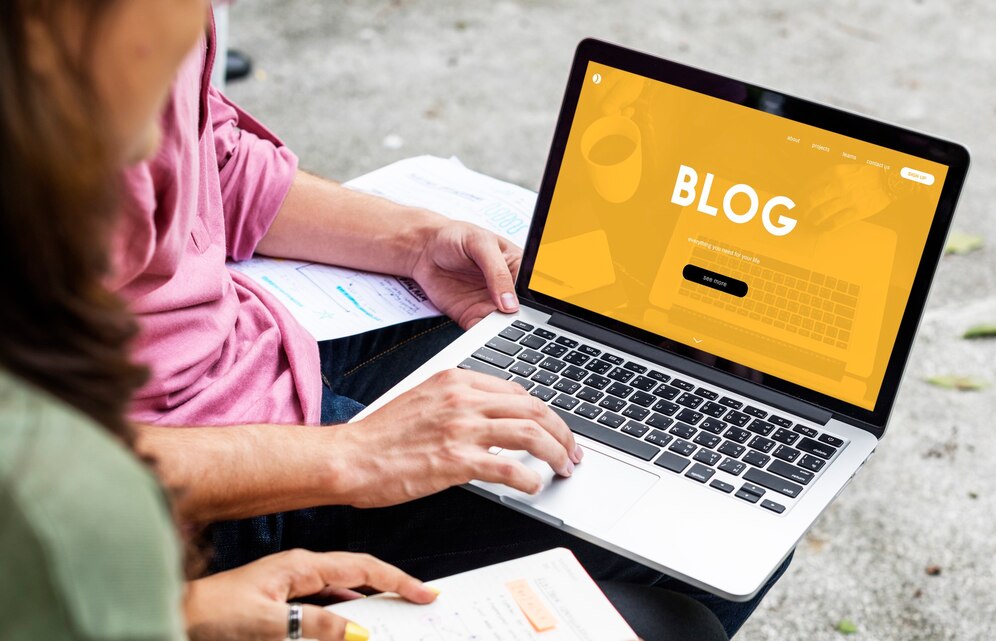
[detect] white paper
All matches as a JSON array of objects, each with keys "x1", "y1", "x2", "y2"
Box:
[
  {"x1": 228, "y1": 156, "x2": 537, "y2": 340},
  {"x1": 327, "y1": 548, "x2": 637, "y2": 641}
]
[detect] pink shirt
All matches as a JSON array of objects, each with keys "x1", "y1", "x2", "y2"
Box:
[{"x1": 113, "y1": 31, "x2": 321, "y2": 426}]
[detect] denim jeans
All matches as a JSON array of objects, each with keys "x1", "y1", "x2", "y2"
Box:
[{"x1": 210, "y1": 317, "x2": 791, "y2": 638}]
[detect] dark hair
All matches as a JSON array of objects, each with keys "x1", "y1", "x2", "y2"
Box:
[{"x1": 0, "y1": 0, "x2": 147, "y2": 441}]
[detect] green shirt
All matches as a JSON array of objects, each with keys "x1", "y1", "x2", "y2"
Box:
[{"x1": 0, "y1": 368, "x2": 185, "y2": 640}]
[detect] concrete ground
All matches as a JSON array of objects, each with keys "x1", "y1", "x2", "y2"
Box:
[{"x1": 227, "y1": 1, "x2": 995, "y2": 638}]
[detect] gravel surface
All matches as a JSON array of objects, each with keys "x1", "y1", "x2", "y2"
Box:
[{"x1": 226, "y1": 1, "x2": 995, "y2": 638}]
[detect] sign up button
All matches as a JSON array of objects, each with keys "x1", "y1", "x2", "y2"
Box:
[
  {"x1": 900, "y1": 167, "x2": 935, "y2": 186},
  {"x1": 683, "y1": 264, "x2": 748, "y2": 298}
]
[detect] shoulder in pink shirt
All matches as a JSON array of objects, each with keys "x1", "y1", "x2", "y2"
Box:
[{"x1": 112, "y1": 30, "x2": 321, "y2": 426}]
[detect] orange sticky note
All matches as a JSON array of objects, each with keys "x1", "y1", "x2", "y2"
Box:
[{"x1": 506, "y1": 579, "x2": 557, "y2": 632}]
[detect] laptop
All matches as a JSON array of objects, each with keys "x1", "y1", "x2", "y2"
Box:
[{"x1": 352, "y1": 39, "x2": 970, "y2": 601}]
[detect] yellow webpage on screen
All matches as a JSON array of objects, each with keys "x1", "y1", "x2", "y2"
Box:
[{"x1": 530, "y1": 62, "x2": 948, "y2": 410}]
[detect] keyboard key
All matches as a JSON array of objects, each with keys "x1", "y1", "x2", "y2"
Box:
[
  {"x1": 499, "y1": 326, "x2": 525, "y2": 341},
  {"x1": 653, "y1": 384, "x2": 681, "y2": 400},
  {"x1": 735, "y1": 489, "x2": 761, "y2": 504},
  {"x1": 676, "y1": 408, "x2": 704, "y2": 425},
  {"x1": 577, "y1": 387, "x2": 603, "y2": 403},
  {"x1": 459, "y1": 358, "x2": 513, "y2": 380},
  {"x1": 512, "y1": 376, "x2": 534, "y2": 391},
  {"x1": 555, "y1": 336, "x2": 578, "y2": 348},
  {"x1": 710, "y1": 479, "x2": 735, "y2": 493},
  {"x1": 585, "y1": 359, "x2": 612, "y2": 374},
  {"x1": 531, "y1": 370, "x2": 557, "y2": 386},
  {"x1": 577, "y1": 344, "x2": 601, "y2": 357},
  {"x1": 629, "y1": 391, "x2": 656, "y2": 407},
  {"x1": 597, "y1": 412, "x2": 626, "y2": 429},
  {"x1": 744, "y1": 405, "x2": 768, "y2": 418},
  {"x1": 510, "y1": 361, "x2": 537, "y2": 377},
  {"x1": 699, "y1": 418, "x2": 727, "y2": 434},
  {"x1": 798, "y1": 454, "x2": 826, "y2": 472},
  {"x1": 693, "y1": 449, "x2": 722, "y2": 466},
  {"x1": 719, "y1": 458, "x2": 746, "y2": 476},
  {"x1": 647, "y1": 370, "x2": 670, "y2": 382},
  {"x1": 676, "y1": 393, "x2": 704, "y2": 409},
  {"x1": 747, "y1": 419, "x2": 774, "y2": 436},
  {"x1": 646, "y1": 413, "x2": 674, "y2": 430},
  {"x1": 693, "y1": 432, "x2": 721, "y2": 449},
  {"x1": 624, "y1": 361, "x2": 647, "y2": 373},
  {"x1": 769, "y1": 415, "x2": 793, "y2": 428},
  {"x1": 598, "y1": 397, "x2": 626, "y2": 413},
  {"x1": 551, "y1": 406, "x2": 660, "y2": 461},
  {"x1": 740, "y1": 482, "x2": 766, "y2": 497},
  {"x1": 772, "y1": 444, "x2": 801, "y2": 463},
  {"x1": 718, "y1": 441, "x2": 746, "y2": 457},
  {"x1": 602, "y1": 353, "x2": 624, "y2": 365},
  {"x1": 668, "y1": 439, "x2": 696, "y2": 457},
  {"x1": 685, "y1": 463, "x2": 716, "y2": 483},
  {"x1": 574, "y1": 403, "x2": 602, "y2": 420},
  {"x1": 793, "y1": 424, "x2": 818, "y2": 438},
  {"x1": 797, "y1": 437, "x2": 835, "y2": 460},
  {"x1": 532, "y1": 328, "x2": 555, "y2": 340},
  {"x1": 563, "y1": 351, "x2": 590, "y2": 366},
  {"x1": 654, "y1": 451, "x2": 690, "y2": 474},
  {"x1": 743, "y1": 467, "x2": 804, "y2": 498},
  {"x1": 519, "y1": 334, "x2": 546, "y2": 349},
  {"x1": 768, "y1": 459, "x2": 814, "y2": 485},
  {"x1": 511, "y1": 320, "x2": 534, "y2": 331},
  {"x1": 486, "y1": 336, "x2": 522, "y2": 356},
  {"x1": 622, "y1": 405, "x2": 650, "y2": 420},
  {"x1": 725, "y1": 410, "x2": 751, "y2": 427},
  {"x1": 584, "y1": 374, "x2": 611, "y2": 390},
  {"x1": 606, "y1": 382, "x2": 634, "y2": 399},
  {"x1": 700, "y1": 401, "x2": 727, "y2": 418},
  {"x1": 671, "y1": 378, "x2": 695, "y2": 391},
  {"x1": 652, "y1": 399, "x2": 680, "y2": 415},
  {"x1": 761, "y1": 499, "x2": 786, "y2": 514},
  {"x1": 644, "y1": 429, "x2": 673, "y2": 447},
  {"x1": 607, "y1": 367, "x2": 635, "y2": 383},
  {"x1": 517, "y1": 349, "x2": 543, "y2": 364},
  {"x1": 669, "y1": 422, "x2": 697, "y2": 439},
  {"x1": 622, "y1": 421, "x2": 649, "y2": 437},
  {"x1": 552, "y1": 394, "x2": 580, "y2": 411},
  {"x1": 541, "y1": 343, "x2": 568, "y2": 357},
  {"x1": 719, "y1": 396, "x2": 744, "y2": 409},
  {"x1": 631, "y1": 376, "x2": 657, "y2": 392},
  {"x1": 743, "y1": 450, "x2": 771, "y2": 468},
  {"x1": 748, "y1": 436, "x2": 776, "y2": 453},
  {"x1": 724, "y1": 427, "x2": 751, "y2": 443},
  {"x1": 819, "y1": 433, "x2": 845, "y2": 448},
  {"x1": 529, "y1": 385, "x2": 556, "y2": 402},
  {"x1": 553, "y1": 379, "x2": 581, "y2": 394},
  {"x1": 771, "y1": 428, "x2": 800, "y2": 445},
  {"x1": 472, "y1": 348, "x2": 514, "y2": 369},
  {"x1": 561, "y1": 365, "x2": 588, "y2": 381},
  {"x1": 696, "y1": 387, "x2": 719, "y2": 401}
]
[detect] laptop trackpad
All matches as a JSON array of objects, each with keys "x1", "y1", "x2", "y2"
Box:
[{"x1": 491, "y1": 448, "x2": 658, "y2": 532}]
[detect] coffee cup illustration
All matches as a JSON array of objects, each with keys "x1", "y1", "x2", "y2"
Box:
[{"x1": 581, "y1": 115, "x2": 643, "y2": 203}]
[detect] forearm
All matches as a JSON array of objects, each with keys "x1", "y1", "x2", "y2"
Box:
[
  {"x1": 255, "y1": 170, "x2": 446, "y2": 276},
  {"x1": 134, "y1": 422, "x2": 355, "y2": 523}
]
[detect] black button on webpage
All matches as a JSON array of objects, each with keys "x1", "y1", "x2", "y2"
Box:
[{"x1": 682, "y1": 264, "x2": 748, "y2": 298}]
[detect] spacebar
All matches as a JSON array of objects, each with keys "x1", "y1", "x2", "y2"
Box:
[{"x1": 551, "y1": 407, "x2": 660, "y2": 461}]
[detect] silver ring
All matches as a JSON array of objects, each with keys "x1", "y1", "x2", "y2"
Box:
[{"x1": 287, "y1": 602, "x2": 303, "y2": 640}]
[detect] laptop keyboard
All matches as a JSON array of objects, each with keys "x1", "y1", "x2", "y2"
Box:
[{"x1": 459, "y1": 320, "x2": 849, "y2": 516}]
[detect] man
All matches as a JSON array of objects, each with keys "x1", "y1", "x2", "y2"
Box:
[{"x1": 120, "y1": 15, "x2": 787, "y2": 637}]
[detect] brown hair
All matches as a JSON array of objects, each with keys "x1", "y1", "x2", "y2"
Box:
[{"x1": 0, "y1": 0, "x2": 147, "y2": 441}]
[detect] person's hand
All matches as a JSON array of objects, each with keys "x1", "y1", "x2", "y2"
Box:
[
  {"x1": 184, "y1": 549, "x2": 437, "y2": 641},
  {"x1": 409, "y1": 220, "x2": 523, "y2": 329},
  {"x1": 335, "y1": 368, "x2": 583, "y2": 508},
  {"x1": 804, "y1": 164, "x2": 893, "y2": 231}
]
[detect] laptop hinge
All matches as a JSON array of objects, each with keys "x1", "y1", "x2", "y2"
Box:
[{"x1": 548, "y1": 312, "x2": 833, "y2": 425}]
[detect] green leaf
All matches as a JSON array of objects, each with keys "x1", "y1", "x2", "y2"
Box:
[
  {"x1": 925, "y1": 375, "x2": 989, "y2": 391},
  {"x1": 963, "y1": 324, "x2": 996, "y2": 339},
  {"x1": 836, "y1": 619, "x2": 858, "y2": 634},
  {"x1": 944, "y1": 231, "x2": 984, "y2": 255}
]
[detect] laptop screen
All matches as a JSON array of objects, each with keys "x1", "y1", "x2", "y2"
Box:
[{"x1": 528, "y1": 61, "x2": 950, "y2": 411}]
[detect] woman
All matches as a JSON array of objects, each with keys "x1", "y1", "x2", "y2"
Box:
[{"x1": 0, "y1": 1, "x2": 436, "y2": 640}]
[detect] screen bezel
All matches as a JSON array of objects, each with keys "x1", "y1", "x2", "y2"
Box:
[{"x1": 516, "y1": 38, "x2": 970, "y2": 432}]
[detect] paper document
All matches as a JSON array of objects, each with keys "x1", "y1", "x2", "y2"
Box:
[
  {"x1": 327, "y1": 548, "x2": 637, "y2": 641},
  {"x1": 228, "y1": 155, "x2": 537, "y2": 340}
]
